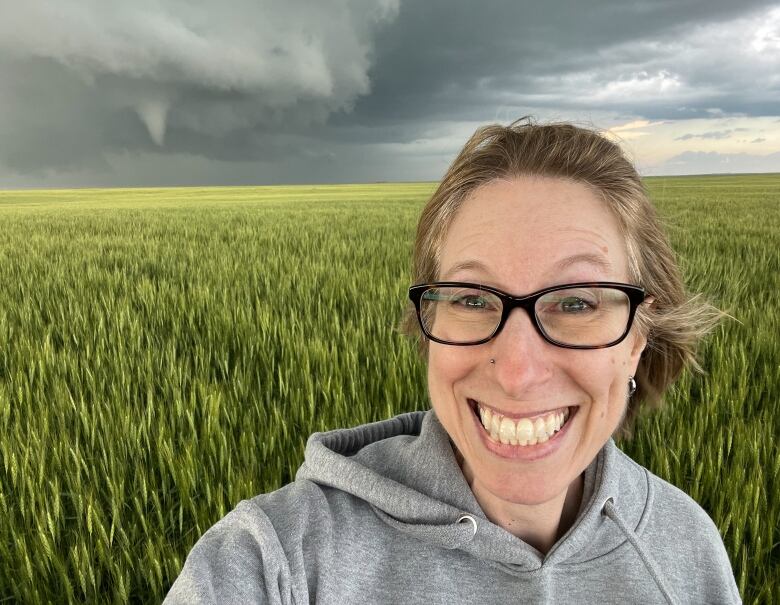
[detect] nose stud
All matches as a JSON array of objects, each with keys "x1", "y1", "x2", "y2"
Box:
[{"x1": 489, "y1": 358, "x2": 495, "y2": 364}]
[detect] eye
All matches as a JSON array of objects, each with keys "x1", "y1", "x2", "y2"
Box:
[
  {"x1": 444, "y1": 288, "x2": 502, "y2": 312},
  {"x1": 453, "y1": 294, "x2": 490, "y2": 309},
  {"x1": 421, "y1": 286, "x2": 502, "y2": 314},
  {"x1": 559, "y1": 296, "x2": 594, "y2": 313},
  {"x1": 538, "y1": 290, "x2": 601, "y2": 314}
]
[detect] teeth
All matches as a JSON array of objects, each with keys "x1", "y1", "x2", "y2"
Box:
[
  {"x1": 499, "y1": 417, "x2": 516, "y2": 445},
  {"x1": 516, "y1": 418, "x2": 534, "y2": 446},
  {"x1": 475, "y1": 403, "x2": 570, "y2": 446},
  {"x1": 490, "y1": 413, "x2": 501, "y2": 441},
  {"x1": 544, "y1": 414, "x2": 557, "y2": 436}
]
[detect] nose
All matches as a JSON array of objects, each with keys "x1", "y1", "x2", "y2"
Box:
[{"x1": 488, "y1": 307, "x2": 554, "y2": 398}]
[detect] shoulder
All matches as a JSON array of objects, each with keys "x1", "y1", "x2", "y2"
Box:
[
  {"x1": 164, "y1": 478, "x2": 373, "y2": 604},
  {"x1": 163, "y1": 481, "x2": 325, "y2": 605},
  {"x1": 611, "y1": 445, "x2": 719, "y2": 535},
  {"x1": 613, "y1": 447, "x2": 742, "y2": 603},
  {"x1": 642, "y1": 462, "x2": 725, "y2": 547},
  {"x1": 208, "y1": 478, "x2": 355, "y2": 561},
  {"x1": 248, "y1": 477, "x2": 369, "y2": 542}
]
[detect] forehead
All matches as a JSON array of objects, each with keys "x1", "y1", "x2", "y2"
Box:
[{"x1": 439, "y1": 176, "x2": 630, "y2": 286}]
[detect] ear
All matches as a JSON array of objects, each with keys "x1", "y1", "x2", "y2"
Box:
[
  {"x1": 629, "y1": 331, "x2": 647, "y2": 371},
  {"x1": 628, "y1": 296, "x2": 654, "y2": 372}
]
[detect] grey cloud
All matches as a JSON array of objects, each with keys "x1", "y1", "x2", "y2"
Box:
[
  {"x1": 0, "y1": 57, "x2": 116, "y2": 173},
  {"x1": 353, "y1": 0, "x2": 780, "y2": 123},
  {"x1": 1, "y1": 0, "x2": 779, "y2": 186},
  {"x1": 0, "y1": 0, "x2": 399, "y2": 172},
  {"x1": 674, "y1": 129, "x2": 749, "y2": 141}
]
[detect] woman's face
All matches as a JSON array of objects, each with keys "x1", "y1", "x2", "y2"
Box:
[{"x1": 428, "y1": 176, "x2": 647, "y2": 506}]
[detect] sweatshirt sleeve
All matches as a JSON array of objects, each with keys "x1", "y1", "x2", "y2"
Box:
[{"x1": 163, "y1": 499, "x2": 295, "y2": 605}]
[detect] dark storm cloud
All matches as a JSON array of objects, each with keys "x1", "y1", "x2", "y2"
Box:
[
  {"x1": 0, "y1": 0, "x2": 400, "y2": 174},
  {"x1": 353, "y1": 0, "x2": 780, "y2": 124},
  {"x1": 0, "y1": 0, "x2": 779, "y2": 185}
]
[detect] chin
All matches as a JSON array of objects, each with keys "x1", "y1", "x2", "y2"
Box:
[{"x1": 478, "y1": 468, "x2": 575, "y2": 506}]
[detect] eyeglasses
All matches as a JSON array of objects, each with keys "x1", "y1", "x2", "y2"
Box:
[{"x1": 408, "y1": 281, "x2": 646, "y2": 349}]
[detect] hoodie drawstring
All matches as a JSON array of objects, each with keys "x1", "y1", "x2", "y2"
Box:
[{"x1": 602, "y1": 497, "x2": 677, "y2": 605}]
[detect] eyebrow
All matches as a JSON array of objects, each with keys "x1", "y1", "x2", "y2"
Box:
[
  {"x1": 440, "y1": 253, "x2": 613, "y2": 281},
  {"x1": 554, "y1": 253, "x2": 613, "y2": 273}
]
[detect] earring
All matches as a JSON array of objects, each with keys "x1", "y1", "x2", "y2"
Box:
[
  {"x1": 628, "y1": 375, "x2": 637, "y2": 397},
  {"x1": 489, "y1": 359, "x2": 495, "y2": 364}
]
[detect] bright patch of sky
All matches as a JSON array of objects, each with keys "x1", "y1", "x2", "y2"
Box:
[{"x1": 607, "y1": 117, "x2": 780, "y2": 174}]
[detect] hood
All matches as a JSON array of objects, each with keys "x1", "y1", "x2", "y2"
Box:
[{"x1": 295, "y1": 409, "x2": 655, "y2": 577}]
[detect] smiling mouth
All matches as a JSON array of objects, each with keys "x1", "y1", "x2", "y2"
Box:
[{"x1": 468, "y1": 398, "x2": 576, "y2": 446}]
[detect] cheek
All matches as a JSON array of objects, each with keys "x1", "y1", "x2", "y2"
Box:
[
  {"x1": 427, "y1": 346, "x2": 474, "y2": 398},
  {"x1": 580, "y1": 351, "x2": 629, "y2": 418}
]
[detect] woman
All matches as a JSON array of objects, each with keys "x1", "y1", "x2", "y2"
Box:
[{"x1": 165, "y1": 120, "x2": 741, "y2": 604}]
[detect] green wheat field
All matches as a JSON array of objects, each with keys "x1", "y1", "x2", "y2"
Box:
[{"x1": 0, "y1": 175, "x2": 778, "y2": 603}]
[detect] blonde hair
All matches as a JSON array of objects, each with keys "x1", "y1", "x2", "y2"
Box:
[{"x1": 399, "y1": 118, "x2": 723, "y2": 436}]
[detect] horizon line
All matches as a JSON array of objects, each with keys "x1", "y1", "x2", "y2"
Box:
[{"x1": 1, "y1": 171, "x2": 779, "y2": 193}]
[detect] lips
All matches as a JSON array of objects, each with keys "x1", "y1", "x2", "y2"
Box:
[{"x1": 465, "y1": 397, "x2": 578, "y2": 458}]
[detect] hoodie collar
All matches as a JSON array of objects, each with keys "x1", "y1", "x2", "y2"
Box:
[{"x1": 296, "y1": 409, "x2": 649, "y2": 573}]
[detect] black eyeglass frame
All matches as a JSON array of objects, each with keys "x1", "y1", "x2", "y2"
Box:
[{"x1": 408, "y1": 281, "x2": 647, "y2": 350}]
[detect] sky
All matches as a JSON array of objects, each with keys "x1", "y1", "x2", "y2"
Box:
[{"x1": 1, "y1": 0, "x2": 779, "y2": 188}]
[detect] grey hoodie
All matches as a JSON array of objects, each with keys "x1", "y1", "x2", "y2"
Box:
[{"x1": 164, "y1": 410, "x2": 741, "y2": 604}]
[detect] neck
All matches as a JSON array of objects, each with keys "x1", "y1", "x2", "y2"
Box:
[{"x1": 455, "y1": 449, "x2": 584, "y2": 555}]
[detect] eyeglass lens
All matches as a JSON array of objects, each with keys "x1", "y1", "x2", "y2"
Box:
[{"x1": 419, "y1": 285, "x2": 631, "y2": 347}]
